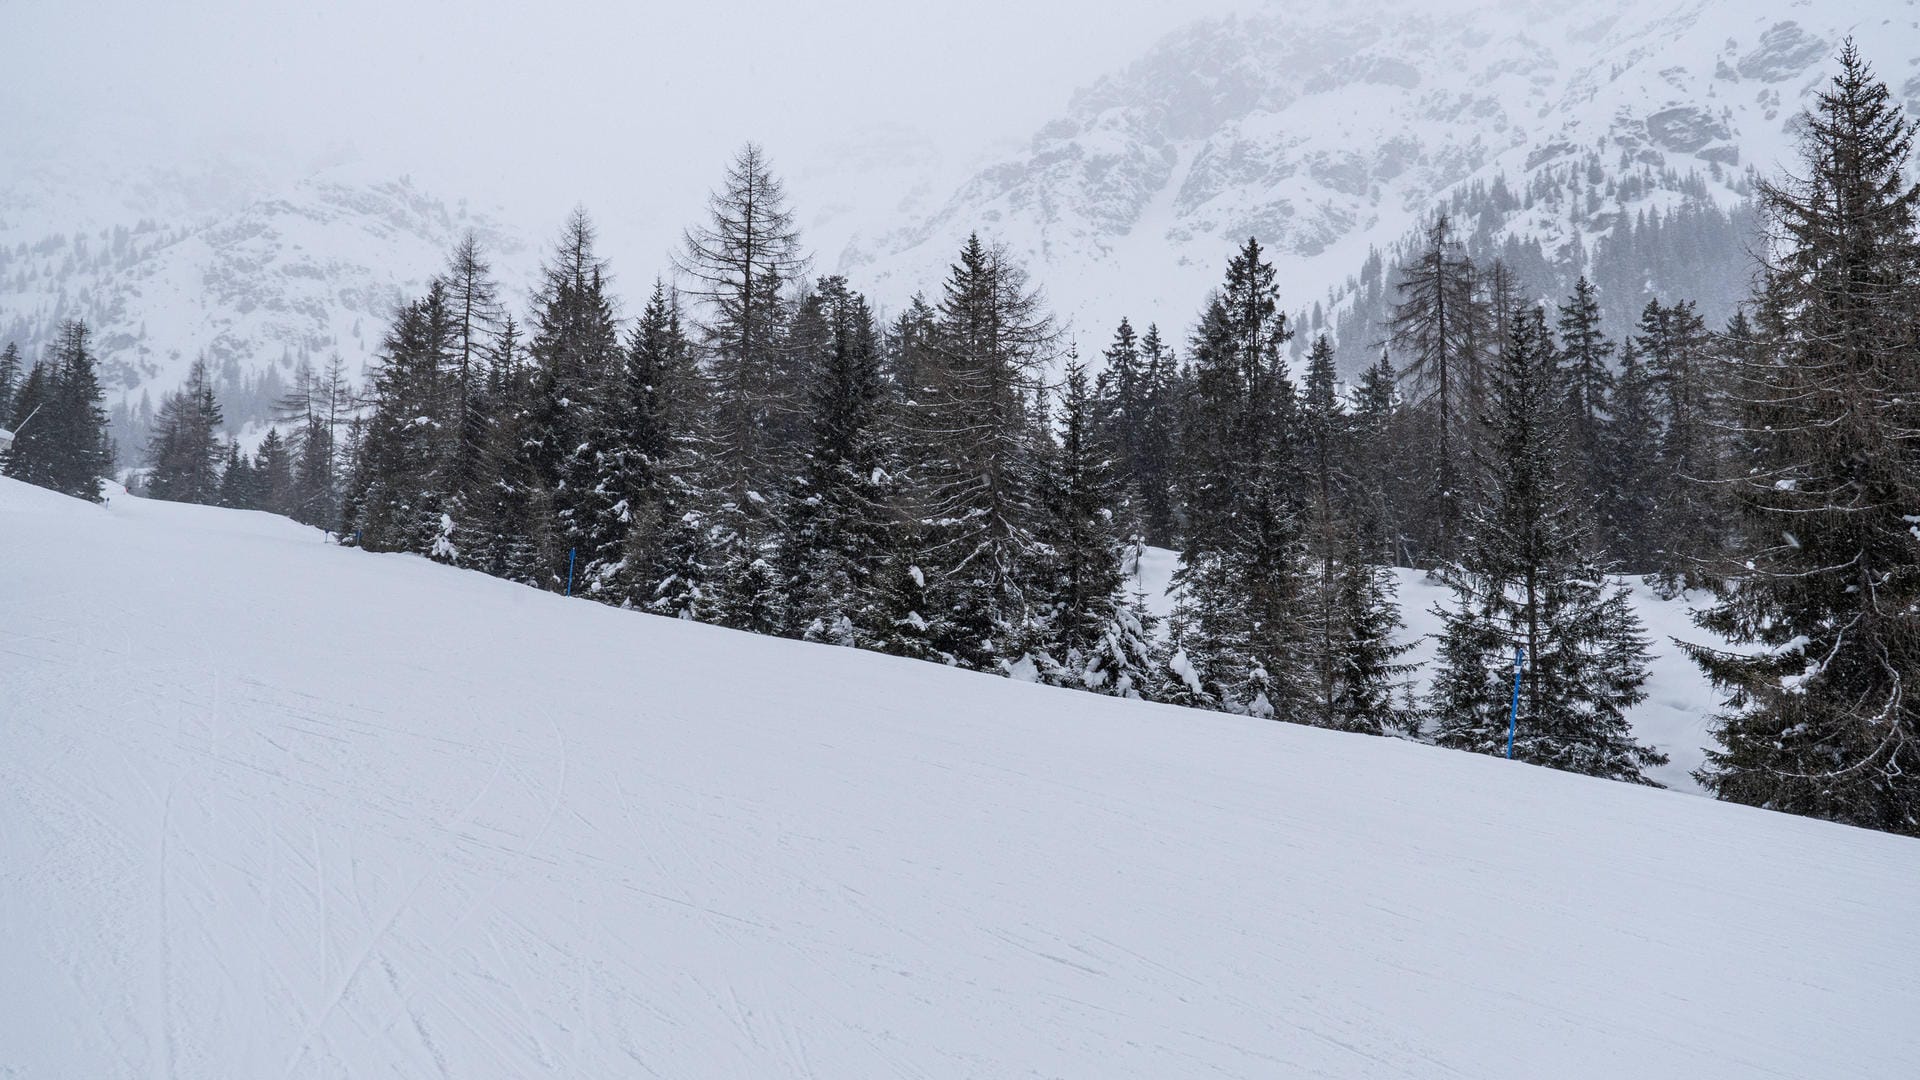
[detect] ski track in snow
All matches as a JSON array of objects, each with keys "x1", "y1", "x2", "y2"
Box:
[{"x1": 2, "y1": 476, "x2": 1917, "y2": 1078}]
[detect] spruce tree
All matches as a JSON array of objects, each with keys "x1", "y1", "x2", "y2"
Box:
[
  {"x1": 521, "y1": 210, "x2": 622, "y2": 584},
  {"x1": 1326, "y1": 544, "x2": 1416, "y2": 733},
  {"x1": 1094, "y1": 318, "x2": 1148, "y2": 538},
  {"x1": 1298, "y1": 335, "x2": 1414, "y2": 732},
  {"x1": 1132, "y1": 323, "x2": 1180, "y2": 549},
  {"x1": 217, "y1": 440, "x2": 260, "y2": 509},
  {"x1": 908, "y1": 234, "x2": 1057, "y2": 669},
  {"x1": 1691, "y1": 44, "x2": 1920, "y2": 834},
  {"x1": 866, "y1": 300, "x2": 945, "y2": 662},
  {"x1": 47, "y1": 322, "x2": 112, "y2": 502},
  {"x1": 1174, "y1": 238, "x2": 1310, "y2": 717},
  {"x1": 484, "y1": 318, "x2": 560, "y2": 586},
  {"x1": 0, "y1": 341, "x2": 21, "y2": 423},
  {"x1": 599, "y1": 284, "x2": 714, "y2": 620},
  {"x1": 1299, "y1": 334, "x2": 1347, "y2": 724},
  {"x1": 1349, "y1": 349, "x2": 1407, "y2": 566},
  {"x1": 779, "y1": 276, "x2": 902, "y2": 646},
  {"x1": 1033, "y1": 360, "x2": 1156, "y2": 693},
  {"x1": 1429, "y1": 304, "x2": 1665, "y2": 784},
  {"x1": 1634, "y1": 297, "x2": 1723, "y2": 591},
  {"x1": 2, "y1": 362, "x2": 55, "y2": 489},
  {"x1": 255, "y1": 427, "x2": 295, "y2": 515},
  {"x1": 1597, "y1": 338, "x2": 1662, "y2": 569},
  {"x1": 146, "y1": 358, "x2": 225, "y2": 504},
  {"x1": 1556, "y1": 276, "x2": 1615, "y2": 533},
  {"x1": 346, "y1": 283, "x2": 456, "y2": 551},
  {"x1": 881, "y1": 293, "x2": 940, "y2": 406}
]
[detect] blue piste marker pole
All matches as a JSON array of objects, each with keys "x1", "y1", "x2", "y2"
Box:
[
  {"x1": 566, "y1": 547, "x2": 577, "y2": 597},
  {"x1": 1506, "y1": 644, "x2": 1526, "y2": 760}
]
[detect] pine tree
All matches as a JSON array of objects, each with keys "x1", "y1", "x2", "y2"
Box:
[
  {"x1": 779, "y1": 276, "x2": 902, "y2": 646},
  {"x1": 675, "y1": 145, "x2": 809, "y2": 630},
  {"x1": 1429, "y1": 304, "x2": 1665, "y2": 784},
  {"x1": 1, "y1": 362, "x2": 54, "y2": 489},
  {"x1": 1327, "y1": 547, "x2": 1417, "y2": 734},
  {"x1": 522, "y1": 210, "x2": 622, "y2": 584},
  {"x1": 1032, "y1": 360, "x2": 1156, "y2": 693},
  {"x1": 483, "y1": 319, "x2": 559, "y2": 586},
  {"x1": 907, "y1": 234, "x2": 1057, "y2": 669},
  {"x1": 47, "y1": 322, "x2": 113, "y2": 502},
  {"x1": 346, "y1": 282, "x2": 456, "y2": 552},
  {"x1": 1132, "y1": 323, "x2": 1181, "y2": 548},
  {"x1": 1296, "y1": 335, "x2": 1414, "y2": 732},
  {"x1": 1690, "y1": 44, "x2": 1920, "y2": 834},
  {"x1": 255, "y1": 427, "x2": 295, "y2": 515},
  {"x1": 217, "y1": 440, "x2": 260, "y2": 509},
  {"x1": 1094, "y1": 317, "x2": 1148, "y2": 538},
  {"x1": 1597, "y1": 337, "x2": 1662, "y2": 569},
  {"x1": 881, "y1": 293, "x2": 940, "y2": 405},
  {"x1": 1635, "y1": 297, "x2": 1723, "y2": 591},
  {"x1": 1174, "y1": 238, "x2": 1309, "y2": 717},
  {"x1": 1349, "y1": 349, "x2": 1408, "y2": 566},
  {"x1": 0, "y1": 341, "x2": 21, "y2": 423},
  {"x1": 146, "y1": 357, "x2": 225, "y2": 504},
  {"x1": 1556, "y1": 276, "x2": 1615, "y2": 533}
]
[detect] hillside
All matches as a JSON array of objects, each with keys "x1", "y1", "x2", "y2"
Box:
[
  {"x1": 3, "y1": 475, "x2": 1916, "y2": 1078},
  {"x1": 7, "y1": 2, "x2": 1909, "y2": 449},
  {"x1": 0, "y1": 165, "x2": 528, "y2": 453},
  {"x1": 844, "y1": 0, "x2": 1903, "y2": 343}
]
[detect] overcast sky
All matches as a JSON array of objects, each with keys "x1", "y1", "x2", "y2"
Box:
[{"x1": 6, "y1": 0, "x2": 1249, "y2": 271}]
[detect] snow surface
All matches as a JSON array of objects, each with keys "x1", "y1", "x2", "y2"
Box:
[
  {"x1": 5, "y1": 476, "x2": 1918, "y2": 1078},
  {"x1": 1129, "y1": 548, "x2": 1725, "y2": 792}
]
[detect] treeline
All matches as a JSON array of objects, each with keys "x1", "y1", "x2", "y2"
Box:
[
  {"x1": 137, "y1": 353, "x2": 352, "y2": 525},
  {"x1": 0, "y1": 323, "x2": 112, "y2": 502},
  {"x1": 317, "y1": 144, "x2": 1667, "y2": 783},
  {"x1": 124, "y1": 45, "x2": 1920, "y2": 834}
]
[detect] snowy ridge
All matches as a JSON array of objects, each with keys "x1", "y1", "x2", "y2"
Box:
[
  {"x1": 0, "y1": 164, "x2": 529, "y2": 431},
  {"x1": 842, "y1": 0, "x2": 1919, "y2": 336},
  {"x1": 6, "y1": 1, "x2": 1909, "y2": 427},
  {"x1": 4, "y1": 476, "x2": 1917, "y2": 1077}
]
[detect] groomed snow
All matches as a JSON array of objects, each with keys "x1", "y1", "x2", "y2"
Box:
[{"x1": 4, "y1": 476, "x2": 1917, "y2": 1078}]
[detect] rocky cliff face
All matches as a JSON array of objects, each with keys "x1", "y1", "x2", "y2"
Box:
[{"x1": 839, "y1": 0, "x2": 1904, "y2": 343}]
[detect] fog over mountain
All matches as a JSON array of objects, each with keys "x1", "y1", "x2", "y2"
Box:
[{"x1": 2, "y1": 0, "x2": 1912, "y2": 445}]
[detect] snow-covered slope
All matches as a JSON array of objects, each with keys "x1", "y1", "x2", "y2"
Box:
[
  {"x1": 4, "y1": 476, "x2": 1917, "y2": 1078},
  {"x1": 843, "y1": 0, "x2": 1913, "y2": 334},
  {"x1": 1130, "y1": 548, "x2": 1728, "y2": 792}
]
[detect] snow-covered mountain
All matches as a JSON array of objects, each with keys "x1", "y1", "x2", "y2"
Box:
[
  {"x1": 3, "y1": 0, "x2": 1912, "y2": 445},
  {"x1": 0, "y1": 164, "x2": 529, "y2": 450},
  {"x1": 841, "y1": 0, "x2": 1913, "y2": 341}
]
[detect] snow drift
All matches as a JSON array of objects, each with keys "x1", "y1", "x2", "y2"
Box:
[{"x1": 2, "y1": 476, "x2": 1916, "y2": 1078}]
